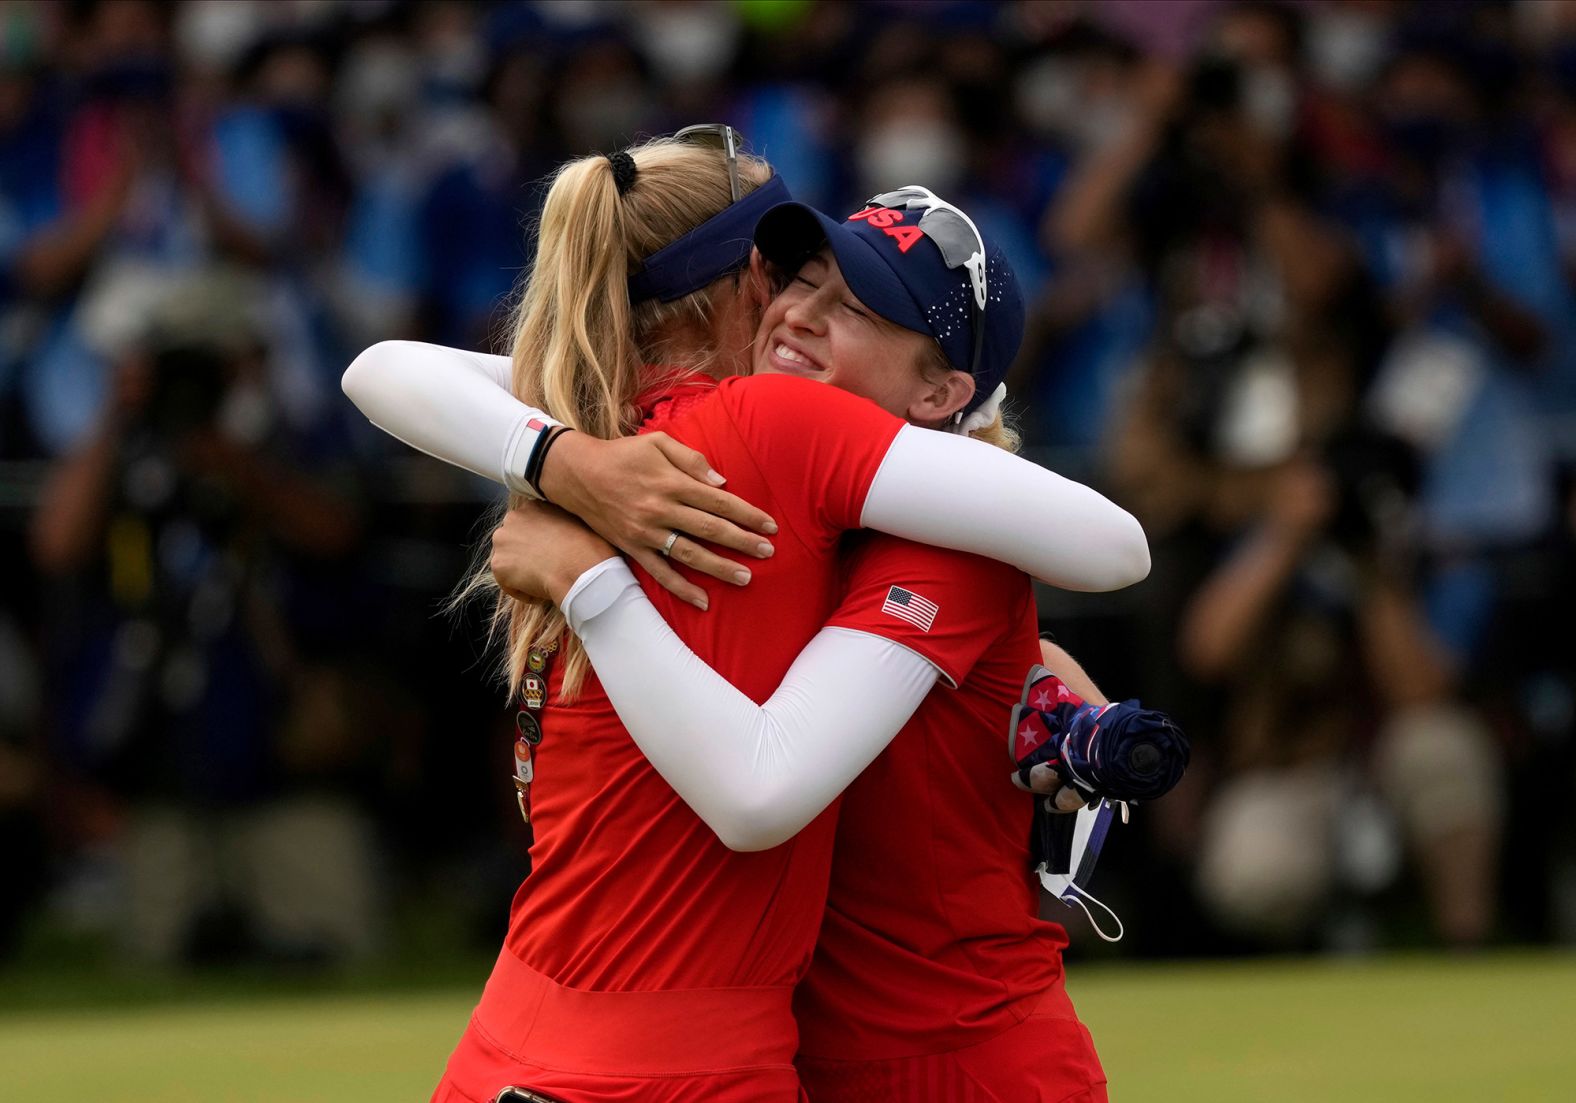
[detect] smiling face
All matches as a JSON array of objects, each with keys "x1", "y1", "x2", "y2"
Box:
[{"x1": 750, "y1": 248, "x2": 973, "y2": 426}]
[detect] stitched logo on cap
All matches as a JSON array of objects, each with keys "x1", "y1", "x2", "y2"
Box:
[{"x1": 848, "y1": 207, "x2": 924, "y2": 253}]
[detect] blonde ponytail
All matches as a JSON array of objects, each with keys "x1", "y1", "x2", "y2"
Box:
[
  {"x1": 968, "y1": 408, "x2": 1021, "y2": 454},
  {"x1": 464, "y1": 137, "x2": 772, "y2": 702},
  {"x1": 510, "y1": 154, "x2": 642, "y2": 441}
]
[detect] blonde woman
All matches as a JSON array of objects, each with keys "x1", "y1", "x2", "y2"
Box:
[{"x1": 345, "y1": 138, "x2": 1146, "y2": 1101}]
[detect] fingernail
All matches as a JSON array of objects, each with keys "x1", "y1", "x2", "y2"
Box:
[
  {"x1": 706, "y1": 468, "x2": 726, "y2": 486},
  {"x1": 761, "y1": 520, "x2": 779, "y2": 534},
  {"x1": 733, "y1": 569, "x2": 751, "y2": 585},
  {"x1": 694, "y1": 595, "x2": 709, "y2": 611},
  {"x1": 756, "y1": 542, "x2": 774, "y2": 557}
]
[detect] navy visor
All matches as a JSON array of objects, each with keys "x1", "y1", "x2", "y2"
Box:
[{"x1": 627, "y1": 174, "x2": 792, "y2": 304}]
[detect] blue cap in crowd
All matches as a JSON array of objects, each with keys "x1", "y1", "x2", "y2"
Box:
[{"x1": 753, "y1": 185, "x2": 1024, "y2": 417}]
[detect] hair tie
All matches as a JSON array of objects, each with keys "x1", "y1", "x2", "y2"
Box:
[{"x1": 607, "y1": 151, "x2": 637, "y2": 196}]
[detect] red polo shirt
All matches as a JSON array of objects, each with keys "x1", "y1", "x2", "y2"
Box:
[
  {"x1": 797, "y1": 535, "x2": 1073, "y2": 1058},
  {"x1": 504, "y1": 374, "x2": 904, "y2": 991}
]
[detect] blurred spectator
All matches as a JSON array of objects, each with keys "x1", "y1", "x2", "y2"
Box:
[
  {"x1": 333, "y1": 17, "x2": 430, "y2": 344},
  {"x1": 15, "y1": 0, "x2": 201, "y2": 453},
  {"x1": 1044, "y1": 2, "x2": 1533, "y2": 949},
  {"x1": 29, "y1": 271, "x2": 376, "y2": 966},
  {"x1": 414, "y1": 26, "x2": 561, "y2": 349},
  {"x1": 1180, "y1": 449, "x2": 1502, "y2": 948}
]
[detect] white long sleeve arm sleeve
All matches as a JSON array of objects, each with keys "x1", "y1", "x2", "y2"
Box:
[
  {"x1": 862, "y1": 425, "x2": 1150, "y2": 592},
  {"x1": 562, "y1": 559, "x2": 941, "y2": 852},
  {"x1": 341, "y1": 340, "x2": 1149, "y2": 590},
  {"x1": 341, "y1": 340, "x2": 548, "y2": 494}
]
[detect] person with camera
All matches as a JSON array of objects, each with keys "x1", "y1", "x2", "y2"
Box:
[
  {"x1": 1179, "y1": 443, "x2": 1503, "y2": 948},
  {"x1": 29, "y1": 278, "x2": 373, "y2": 965}
]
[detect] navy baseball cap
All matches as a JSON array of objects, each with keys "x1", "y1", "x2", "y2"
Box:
[{"x1": 753, "y1": 186, "x2": 1024, "y2": 417}]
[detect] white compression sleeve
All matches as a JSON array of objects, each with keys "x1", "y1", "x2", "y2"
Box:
[
  {"x1": 343, "y1": 342, "x2": 1149, "y2": 587},
  {"x1": 861, "y1": 424, "x2": 1150, "y2": 592},
  {"x1": 562, "y1": 560, "x2": 940, "y2": 852},
  {"x1": 341, "y1": 340, "x2": 554, "y2": 494}
]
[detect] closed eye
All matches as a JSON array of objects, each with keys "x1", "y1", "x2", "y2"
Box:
[{"x1": 843, "y1": 301, "x2": 870, "y2": 319}]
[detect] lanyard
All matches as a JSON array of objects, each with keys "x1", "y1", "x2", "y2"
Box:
[{"x1": 512, "y1": 640, "x2": 558, "y2": 824}]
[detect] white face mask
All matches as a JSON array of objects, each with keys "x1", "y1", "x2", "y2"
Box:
[
  {"x1": 218, "y1": 378, "x2": 275, "y2": 446},
  {"x1": 1036, "y1": 800, "x2": 1126, "y2": 942},
  {"x1": 637, "y1": 5, "x2": 740, "y2": 85},
  {"x1": 1308, "y1": 8, "x2": 1389, "y2": 94},
  {"x1": 856, "y1": 121, "x2": 966, "y2": 197},
  {"x1": 1243, "y1": 65, "x2": 1298, "y2": 139},
  {"x1": 177, "y1": 0, "x2": 263, "y2": 70},
  {"x1": 1015, "y1": 57, "x2": 1136, "y2": 153},
  {"x1": 338, "y1": 42, "x2": 419, "y2": 126},
  {"x1": 1015, "y1": 57, "x2": 1076, "y2": 134}
]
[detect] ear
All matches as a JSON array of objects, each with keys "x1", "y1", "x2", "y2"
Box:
[
  {"x1": 744, "y1": 248, "x2": 773, "y2": 310},
  {"x1": 907, "y1": 370, "x2": 975, "y2": 429}
]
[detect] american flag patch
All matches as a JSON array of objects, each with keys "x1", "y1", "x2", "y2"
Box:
[{"x1": 881, "y1": 585, "x2": 939, "y2": 631}]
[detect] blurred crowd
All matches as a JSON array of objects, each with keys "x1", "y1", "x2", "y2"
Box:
[{"x1": 2, "y1": 0, "x2": 1574, "y2": 971}]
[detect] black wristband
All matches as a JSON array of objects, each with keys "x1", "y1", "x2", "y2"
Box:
[
  {"x1": 520, "y1": 426, "x2": 549, "y2": 496},
  {"x1": 527, "y1": 426, "x2": 574, "y2": 500}
]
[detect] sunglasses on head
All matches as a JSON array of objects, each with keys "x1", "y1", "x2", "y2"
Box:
[
  {"x1": 863, "y1": 185, "x2": 988, "y2": 381},
  {"x1": 674, "y1": 123, "x2": 745, "y2": 204}
]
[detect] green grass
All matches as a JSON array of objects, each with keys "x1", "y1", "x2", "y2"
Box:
[
  {"x1": 2, "y1": 951, "x2": 1573, "y2": 1101},
  {"x1": 1, "y1": 992, "x2": 467, "y2": 1102},
  {"x1": 1071, "y1": 952, "x2": 1576, "y2": 1102}
]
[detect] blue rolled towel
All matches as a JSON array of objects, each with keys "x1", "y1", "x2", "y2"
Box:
[{"x1": 1011, "y1": 666, "x2": 1189, "y2": 805}]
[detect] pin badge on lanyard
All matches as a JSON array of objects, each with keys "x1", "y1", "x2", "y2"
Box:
[
  {"x1": 513, "y1": 642, "x2": 556, "y2": 825},
  {"x1": 523, "y1": 674, "x2": 546, "y2": 710}
]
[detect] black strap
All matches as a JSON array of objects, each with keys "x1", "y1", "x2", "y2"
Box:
[{"x1": 525, "y1": 426, "x2": 573, "y2": 499}]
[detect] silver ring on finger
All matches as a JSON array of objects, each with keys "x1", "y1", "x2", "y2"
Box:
[{"x1": 660, "y1": 530, "x2": 681, "y2": 558}]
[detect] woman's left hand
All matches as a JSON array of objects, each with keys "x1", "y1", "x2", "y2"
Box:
[
  {"x1": 491, "y1": 502, "x2": 619, "y2": 606},
  {"x1": 537, "y1": 430, "x2": 774, "y2": 607}
]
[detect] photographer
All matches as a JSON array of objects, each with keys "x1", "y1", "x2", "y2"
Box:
[
  {"x1": 30, "y1": 274, "x2": 375, "y2": 966},
  {"x1": 1084, "y1": 47, "x2": 1390, "y2": 843},
  {"x1": 1179, "y1": 438, "x2": 1502, "y2": 948}
]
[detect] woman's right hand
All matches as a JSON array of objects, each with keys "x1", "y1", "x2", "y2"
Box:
[
  {"x1": 491, "y1": 501, "x2": 619, "y2": 607},
  {"x1": 537, "y1": 430, "x2": 778, "y2": 608}
]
